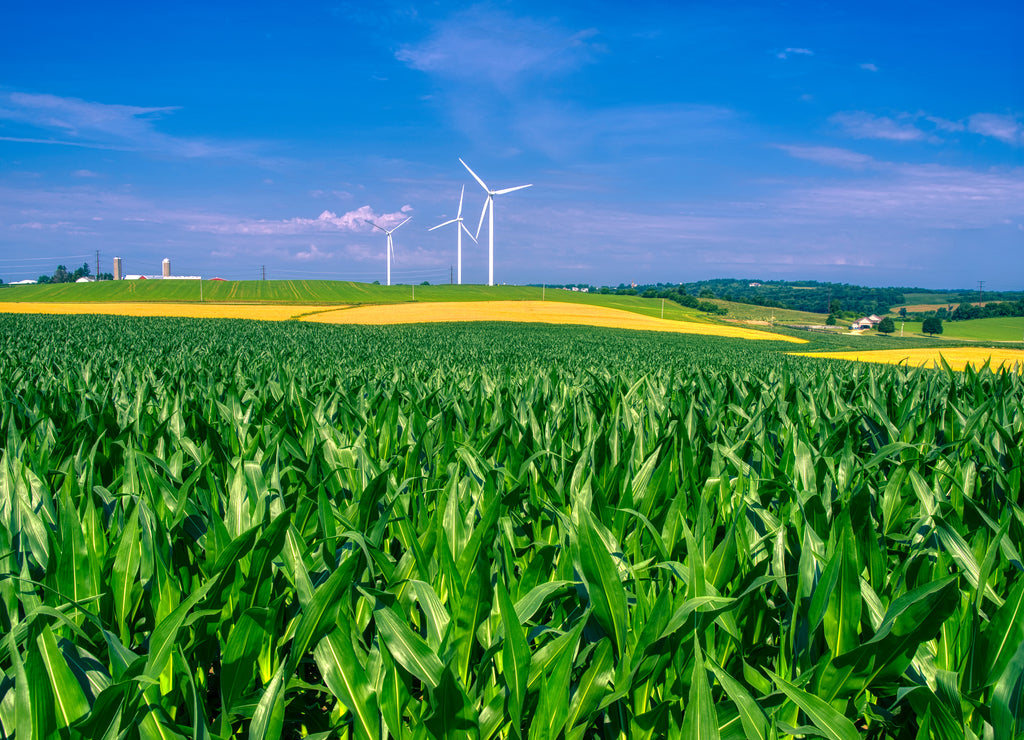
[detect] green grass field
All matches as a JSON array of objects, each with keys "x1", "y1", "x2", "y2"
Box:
[{"x1": 940, "y1": 316, "x2": 1024, "y2": 342}]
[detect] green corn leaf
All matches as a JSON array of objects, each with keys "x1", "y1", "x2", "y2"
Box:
[
  {"x1": 37, "y1": 625, "x2": 91, "y2": 729},
  {"x1": 770, "y1": 671, "x2": 859, "y2": 740},
  {"x1": 425, "y1": 667, "x2": 480, "y2": 740},
  {"x1": 248, "y1": 662, "x2": 286, "y2": 740},
  {"x1": 497, "y1": 580, "x2": 530, "y2": 739},
  {"x1": 144, "y1": 577, "x2": 216, "y2": 683},
  {"x1": 222, "y1": 608, "x2": 273, "y2": 713},
  {"x1": 681, "y1": 638, "x2": 720, "y2": 740},
  {"x1": 823, "y1": 509, "x2": 862, "y2": 657},
  {"x1": 707, "y1": 655, "x2": 768, "y2": 740},
  {"x1": 991, "y1": 638, "x2": 1024, "y2": 740},
  {"x1": 565, "y1": 638, "x2": 614, "y2": 737},
  {"x1": 8, "y1": 630, "x2": 33, "y2": 739},
  {"x1": 975, "y1": 574, "x2": 1024, "y2": 687},
  {"x1": 374, "y1": 604, "x2": 445, "y2": 690},
  {"x1": 575, "y1": 506, "x2": 628, "y2": 656},
  {"x1": 314, "y1": 627, "x2": 380, "y2": 740}
]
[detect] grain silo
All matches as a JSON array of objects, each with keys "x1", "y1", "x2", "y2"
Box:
[
  {"x1": 162, "y1": 258, "x2": 171, "y2": 278},
  {"x1": 113, "y1": 257, "x2": 123, "y2": 280}
]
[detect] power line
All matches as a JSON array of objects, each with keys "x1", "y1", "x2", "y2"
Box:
[{"x1": 0, "y1": 254, "x2": 92, "y2": 264}]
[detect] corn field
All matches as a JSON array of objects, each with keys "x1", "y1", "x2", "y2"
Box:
[{"x1": 1, "y1": 314, "x2": 1022, "y2": 739}]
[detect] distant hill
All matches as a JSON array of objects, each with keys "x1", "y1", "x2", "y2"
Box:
[{"x1": 620, "y1": 279, "x2": 904, "y2": 316}]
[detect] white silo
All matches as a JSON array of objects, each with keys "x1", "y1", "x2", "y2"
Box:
[{"x1": 162, "y1": 258, "x2": 171, "y2": 277}]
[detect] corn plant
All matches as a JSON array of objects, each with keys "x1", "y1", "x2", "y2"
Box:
[{"x1": 0, "y1": 314, "x2": 1021, "y2": 739}]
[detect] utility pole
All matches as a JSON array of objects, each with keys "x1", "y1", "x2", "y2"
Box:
[
  {"x1": 262, "y1": 265, "x2": 266, "y2": 281},
  {"x1": 95, "y1": 250, "x2": 100, "y2": 281},
  {"x1": 978, "y1": 280, "x2": 984, "y2": 305}
]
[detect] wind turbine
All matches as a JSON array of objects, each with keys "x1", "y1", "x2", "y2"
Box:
[
  {"x1": 365, "y1": 216, "x2": 411, "y2": 286},
  {"x1": 428, "y1": 186, "x2": 477, "y2": 285},
  {"x1": 459, "y1": 158, "x2": 532, "y2": 286}
]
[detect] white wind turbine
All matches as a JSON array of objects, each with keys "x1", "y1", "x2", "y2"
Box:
[
  {"x1": 459, "y1": 158, "x2": 532, "y2": 286},
  {"x1": 428, "y1": 186, "x2": 477, "y2": 285},
  {"x1": 365, "y1": 216, "x2": 411, "y2": 286}
]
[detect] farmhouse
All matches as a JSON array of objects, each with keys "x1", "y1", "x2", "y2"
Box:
[{"x1": 850, "y1": 315, "x2": 882, "y2": 330}]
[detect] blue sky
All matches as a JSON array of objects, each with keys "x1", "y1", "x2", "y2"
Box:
[{"x1": 1, "y1": 1, "x2": 1021, "y2": 288}]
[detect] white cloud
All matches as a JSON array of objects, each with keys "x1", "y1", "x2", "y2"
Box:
[
  {"x1": 189, "y1": 205, "x2": 414, "y2": 235},
  {"x1": 830, "y1": 111, "x2": 931, "y2": 142},
  {"x1": 396, "y1": 7, "x2": 601, "y2": 89},
  {"x1": 294, "y1": 244, "x2": 334, "y2": 261},
  {"x1": 776, "y1": 145, "x2": 877, "y2": 170},
  {"x1": 859, "y1": 62, "x2": 879, "y2": 72},
  {"x1": 777, "y1": 47, "x2": 814, "y2": 59},
  {"x1": 925, "y1": 115, "x2": 965, "y2": 133},
  {"x1": 967, "y1": 113, "x2": 1023, "y2": 146},
  {"x1": 775, "y1": 162, "x2": 1024, "y2": 227},
  {"x1": 0, "y1": 90, "x2": 257, "y2": 159}
]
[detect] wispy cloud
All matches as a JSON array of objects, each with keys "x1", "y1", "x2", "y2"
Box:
[
  {"x1": 967, "y1": 113, "x2": 1023, "y2": 146},
  {"x1": 396, "y1": 7, "x2": 601, "y2": 89},
  {"x1": 775, "y1": 145, "x2": 877, "y2": 170},
  {"x1": 925, "y1": 115, "x2": 965, "y2": 133},
  {"x1": 774, "y1": 162, "x2": 1024, "y2": 227},
  {"x1": 831, "y1": 109, "x2": 1023, "y2": 147},
  {"x1": 776, "y1": 47, "x2": 813, "y2": 59},
  {"x1": 0, "y1": 91, "x2": 257, "y2": 158},
  {"x1": 510, "y1": 102, "x2": 737, "y2": 160},
  {"x1": 830, "y1": 111, "x2": 931, "y2": 142},
  {"x1": 294, "y1": 244, "x2": 334, "y2": 261},
  {"x1": 189, "y1": 205, "x2": 414, "y2": 235},
  {"x1": 859, "y1": 62, "x2": 879, "y2": 72}
]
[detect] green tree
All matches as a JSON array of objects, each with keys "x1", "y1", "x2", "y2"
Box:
[
  {"x1": 825, "y1": 313, "x2": 836, "y2": 326},
  {"x1": 877, "y1": 317, "x2": 896, "y2": 334},
  {"x1": 922, "y1": 317, "x2": 943, "y2": 336}
]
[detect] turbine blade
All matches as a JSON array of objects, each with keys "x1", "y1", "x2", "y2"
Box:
[
  {"x1": 365, "y1": 219, "x2": 387, "y2": 233},
  {"x1": 429, "y1": 219, "x2": 458, "y2": 231},
  {"x1": 461, "y1": 222, "x2": 478, "y2": 243},
  {"x1": 457, "y1": 185, "x2": 465, "y2": 218},
  {"x1": 494, "y1": 184, "x2": 532, "y2": 195},
  {"x1": 459, "y1": 158, "x2": 489, "y2": 192},
  {"x1": 392, "y1": 216, "x2": 411, "y2": 232},
  {"x1": 476, "y1": 197, "x2": 489, "y2": 240}
]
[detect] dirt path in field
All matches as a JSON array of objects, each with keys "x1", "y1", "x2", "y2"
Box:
[{"x1": 302, "y1": 301, "x2": 806, "y2": 342}]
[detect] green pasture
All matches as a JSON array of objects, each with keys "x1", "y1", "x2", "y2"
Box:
[{"x1": 941, "y1": 316, "x2": 1024, "y2": 342}]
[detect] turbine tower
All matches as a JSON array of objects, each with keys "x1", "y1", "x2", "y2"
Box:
[
  {"x1": 459, "y1": 158, "x2": 532, "y2": 286},
  {"x1": 428, "y1": 186, "x2": 477, "y2": 285},
  {"x1": 366, "y1": 216, "x2": 411, "y2": 286}
]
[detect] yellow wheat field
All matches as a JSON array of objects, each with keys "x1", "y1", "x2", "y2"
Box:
[
  {"x1": 795, "y1": 347, "x2": 1024, "y2": 371},
  {"x1": 302, "y1": 301, "x2": 806, "y2": 342},
  {"x1": 0, "y1": 302, "x2": 320, "y2": 321},
  {"x1": 0, "y1": 300, "x2": 805, "y2": 342}
]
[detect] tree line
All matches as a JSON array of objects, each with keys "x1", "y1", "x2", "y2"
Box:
[{"x1": 35, "y1": 263, "x2": 113, "y2": 284}]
